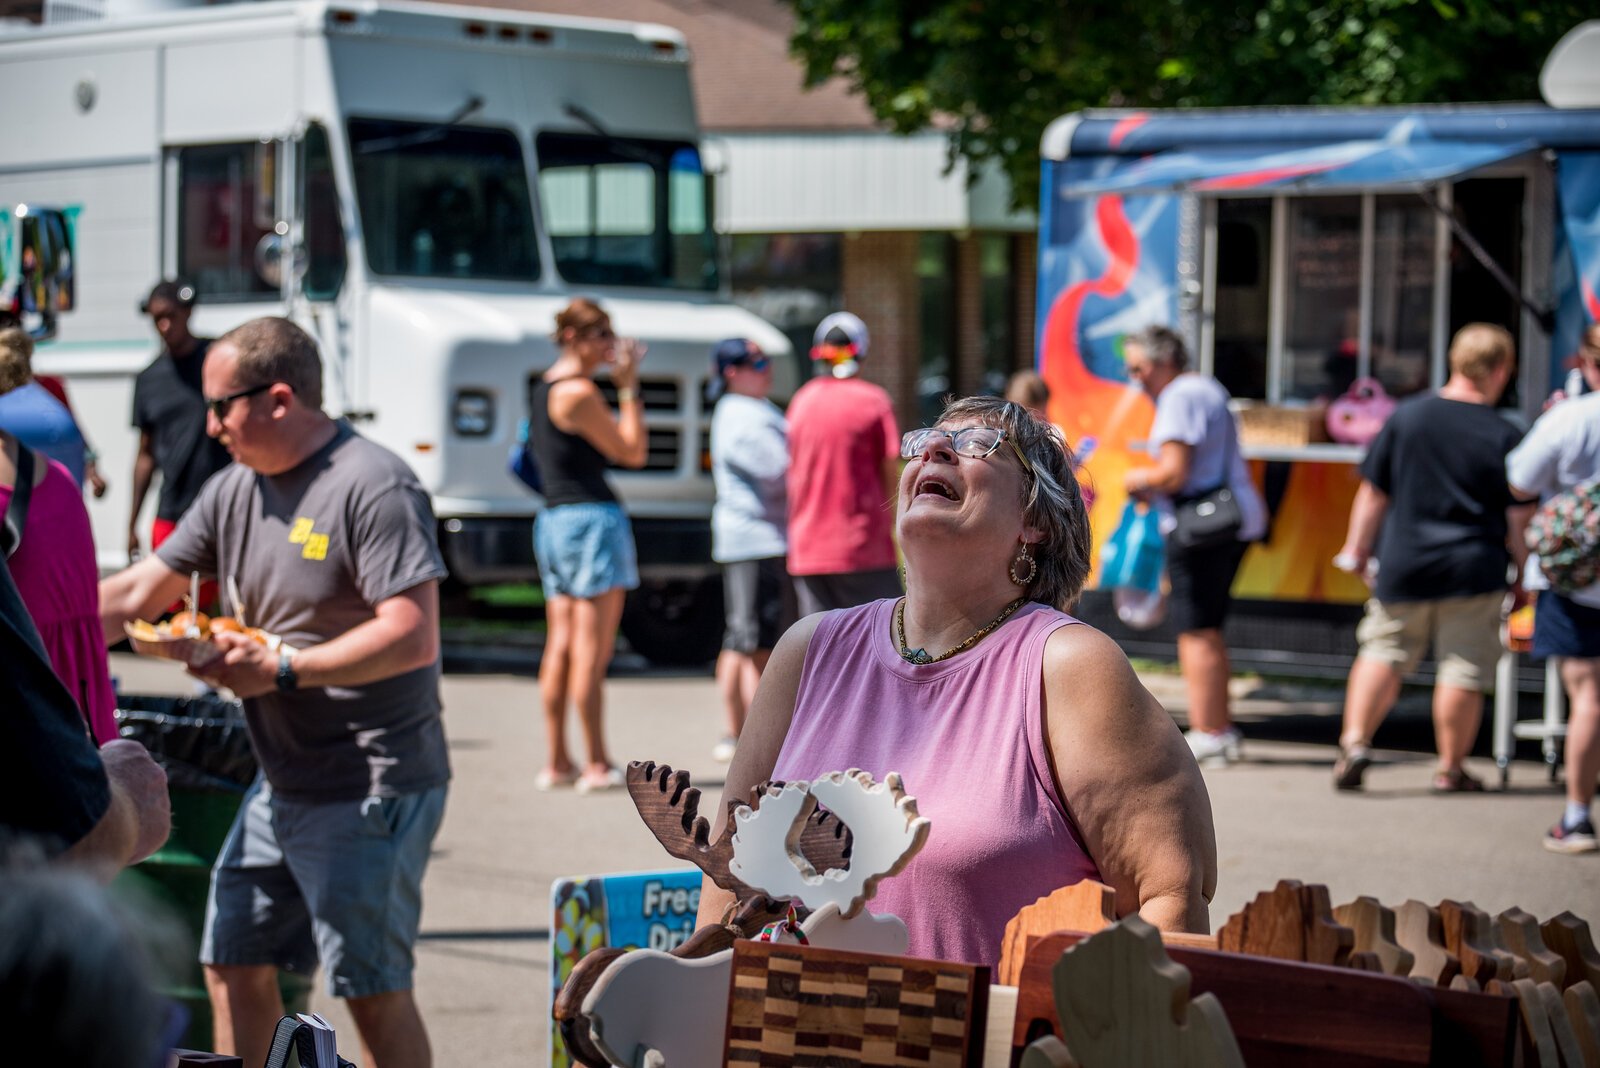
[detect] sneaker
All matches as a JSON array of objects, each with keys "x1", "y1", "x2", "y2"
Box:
[
  {"x1": 1431, "y1": 768, "x2": 1486, "y2": 794},
  {"x1": 1185, "y1": 728, "x2": 1242, "y2": 765},
  {"x1": 711, "y1": 737, "x2": 738, "y2": 763},
  {"x1": 1332, "y1": 745, "x2": 1373, "y2": 791},
  {"x1": 1544, "y1": 817, "x2": 1599, "y2": 855}
]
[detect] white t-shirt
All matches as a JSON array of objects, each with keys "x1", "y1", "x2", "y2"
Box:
[
  {"x1": 1148, "y1": 373, "x2": 1268, "y2": 542},
  {"x1": 1506, "y1": 390, "x2": 1600, "y2": 608},
  {"x1": 710, "y1": 392, "x2": 789, "y2": 563}
]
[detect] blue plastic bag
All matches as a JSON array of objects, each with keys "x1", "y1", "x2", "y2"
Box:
[
  {"x1": 1099, "y1": 500, "x2": 1164, "y2": 593},
  {"x1": 507, "y1": 418, "x2": 543, "y2": 495}
]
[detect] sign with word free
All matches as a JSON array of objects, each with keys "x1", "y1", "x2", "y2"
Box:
[{"x1": 548, "y1": 869, "x2": 702, "y2": 1068}]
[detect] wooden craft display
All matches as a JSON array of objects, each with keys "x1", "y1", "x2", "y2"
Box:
[
  {"x1": 1016, "y1": 918, "x2": 1243, "y2": 1068},
  {"x1": 1215, "y1": 879, "x2": 1353, "y2": 967},
  {"x1": 724, "y1": 941, "x2": 987, "y2": 1067},
  {"x1": 1012, "y1": 928, "x2": 1522, "y2": 1067}
]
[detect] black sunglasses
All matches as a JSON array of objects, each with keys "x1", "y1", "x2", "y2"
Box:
[{"x1": 205, "y1": 382, "x2": 274, "y2": 420}]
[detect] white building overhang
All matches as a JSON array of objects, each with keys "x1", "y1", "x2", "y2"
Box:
[{"x1": 710, "y1": 130, "x2": 1034, "y2": 235}]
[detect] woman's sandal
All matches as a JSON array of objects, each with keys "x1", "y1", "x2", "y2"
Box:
[
  {"x1": 535, "y1": 767, "x2": 581, "y2": 791},
  {"x1": 1431, "y1": 768, "x2": 1486, "y2": 794},
  {"x1": 575, "y1": 767, "x2": 624, "y2": 794}
]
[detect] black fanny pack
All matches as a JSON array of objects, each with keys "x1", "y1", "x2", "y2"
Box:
[
  {"x1": 1171, "y1": 428, "x2": 1243, "y2": 550},
  {"x1": 1172, "y1": 483, "x2": 1243, "y2": 550}
]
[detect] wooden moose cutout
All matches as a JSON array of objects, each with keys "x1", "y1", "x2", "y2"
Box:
[
  {"x1": 577, "y1": 767, "x2": 932, "y2": 1068},
  {"x1": 1019, "y1": 917, "x2": 1244, "y2": 1068}
]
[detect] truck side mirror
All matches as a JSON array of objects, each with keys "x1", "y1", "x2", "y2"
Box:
[{"x1": 2, "y1": 205, "x2": 76, "y2": 339}]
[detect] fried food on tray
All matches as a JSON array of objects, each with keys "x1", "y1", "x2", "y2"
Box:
[
  {"x1": 123, "y1": 616, "x2": 274, "y2": 668},
  {"x1": 169, "y1": 609, "x2": 211, "y2": 636}
]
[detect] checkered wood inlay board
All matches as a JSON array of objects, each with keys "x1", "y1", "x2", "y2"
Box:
[{"x1": 726, "y1": 940, "x2": 988, "y2": 1067}]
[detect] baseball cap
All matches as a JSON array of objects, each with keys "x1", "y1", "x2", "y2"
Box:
[
  {"x1": 708, "y1": 338, "x2": 767, "y2": 401},
  {"x1": 140, "y1": 279, "x2": 197, "y2": 313},
  {"x1": 811, "y1": 312, "x2": 869, "y2": 361}
]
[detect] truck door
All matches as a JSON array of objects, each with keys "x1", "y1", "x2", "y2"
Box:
[{"x1": 287, "y1": 123, "x2": 362, "y2": 421}]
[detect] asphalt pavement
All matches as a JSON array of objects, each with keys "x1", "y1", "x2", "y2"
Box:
[{"x1": 111, "y1": 649, "x2": 1599, "y2": 1068}]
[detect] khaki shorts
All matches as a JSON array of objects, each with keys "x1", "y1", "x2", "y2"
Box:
[{"x1": 1355, "y1": 591, "x2": 1505, "y2": 692}]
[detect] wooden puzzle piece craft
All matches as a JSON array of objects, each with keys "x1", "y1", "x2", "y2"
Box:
[
  {"x1": 1394, "y1": 900, "x2": 1463, "y2": 987},
  {"x1": 1564, "y1": 981, "x2": 1600, "y2": 1068},
  {"x1": 724, "y1": 940, "x2": 988, "y2": 1067},
  {"x1": 1543, "y1": 912, "x2": 1600, "y2": 992},
  {"x1": 1334, "y1": 896, "x2": 1416, "y2": 978},
  {"x1": 1537, "y1": 979, "x2": 1588, "y2": 1068},
  {"x1": 1216, "y1": 879, "x2": 1353, "y2": 967},
  {"x1": 1499, "y1": 907, "x2": 1568, "y2": 988},
  {"x1": 1020, "y1": 917, "x2": 1244, "y2": 1068},
  {"x1": 1438, "y1": 900, "x2": 1514, "y2": 985},
  {"x1": 624, "y1": 761, "x2": 852, "y2": 896},
  {"x1": 729, "y1": 770, "x2": 930, "y2": 919}
]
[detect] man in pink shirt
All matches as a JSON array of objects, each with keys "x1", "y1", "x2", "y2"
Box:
[{"x1": 785, "y1": 312, "x2": 902, "y2": 616}]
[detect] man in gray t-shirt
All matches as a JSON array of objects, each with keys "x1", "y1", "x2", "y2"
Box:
[{"x1": 100, "y1": 317, "x2": 448, "y2": 1068}]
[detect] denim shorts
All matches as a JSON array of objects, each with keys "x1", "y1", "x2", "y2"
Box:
[
  {"x1": 200, "y1": 776, "x2": 448, "y2": 999},
  {"x1": 1533, "y1": 589, "x2": 1600, "y2": 659},
  {"x1": 533, "y1": 501, "x2": 640, "y2": 599}
]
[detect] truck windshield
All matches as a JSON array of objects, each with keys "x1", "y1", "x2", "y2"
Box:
[
  {"x1": 348, "y1": 118, "x2": 540, "y2": 281},
  {"x1": 535, "y1": 132, "x2": 718, "y2": 292}
]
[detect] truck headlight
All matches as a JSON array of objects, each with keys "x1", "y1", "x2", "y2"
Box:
[{"x1": 452, "y1": 390, "x2": 494, "y2": 437}]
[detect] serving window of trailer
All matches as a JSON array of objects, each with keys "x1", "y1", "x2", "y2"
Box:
[{"x1": 1202, "y1": 178, "x2": 1528, "y2": 412}]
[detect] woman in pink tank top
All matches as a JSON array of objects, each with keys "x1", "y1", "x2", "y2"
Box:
[{"x1": 697, "y1": 396, "x2": 1217, "y2": 969}]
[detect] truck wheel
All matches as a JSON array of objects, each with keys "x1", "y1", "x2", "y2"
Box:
[{"x1": 621, "y1": 578, "x2": 723, "y2": 667}]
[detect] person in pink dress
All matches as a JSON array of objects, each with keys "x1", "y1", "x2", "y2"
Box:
[
  {"x1": 1, "y1": 426, "x2": 117, "y2": 744},
  {"x1": 696, "y1": 395, "x2": 1216, "y2": 967}
]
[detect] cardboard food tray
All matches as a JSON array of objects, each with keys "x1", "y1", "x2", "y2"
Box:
[{"x1": 123, "y1": 621, "x2": 292, "y2": 671}]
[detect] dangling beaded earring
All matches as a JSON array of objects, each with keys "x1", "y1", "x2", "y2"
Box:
[{"x1": 1009, "y1": 542, "x2": 1038, "y2": 586}]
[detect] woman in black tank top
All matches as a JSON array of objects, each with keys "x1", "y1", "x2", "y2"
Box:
[{"x1": 530, "y1": 299, "x2": 649, "y2": 794}]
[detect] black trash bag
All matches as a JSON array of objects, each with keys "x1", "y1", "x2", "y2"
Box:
[{"x1": 115, "y1": 694, "x2": 258, "y2": 794}]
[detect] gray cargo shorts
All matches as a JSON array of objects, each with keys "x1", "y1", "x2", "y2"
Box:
[{"x1": 200, "y1": 775, "x2": 448, "y2": 999}]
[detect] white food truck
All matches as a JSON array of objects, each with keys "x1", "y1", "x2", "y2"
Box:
[{"x1": 0, "y1": 0, "x2": 793, "y2": 663}]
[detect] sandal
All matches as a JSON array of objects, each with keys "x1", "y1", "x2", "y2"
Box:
[
  {"x1": 1332, "y1": 745, "x2": 1373, "y2": 791},
  {"x1": 1431, "y1": 768, "x2": 1486, "y2": 794},
  {"x1": 575, "y1": 767, "x2": 624, "y2": 794},
  {"x1": 535, "y1": 767, "x2": 580, "y2": 791}
]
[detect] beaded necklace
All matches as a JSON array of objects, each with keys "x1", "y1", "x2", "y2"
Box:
[{"x1": 893, "y1": 596, "x2": 1027, "y2": 665}]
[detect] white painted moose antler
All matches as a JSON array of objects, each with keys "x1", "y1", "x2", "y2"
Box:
[{"x1": 728, "y1": 769, "x2": 930, "y2": 919}]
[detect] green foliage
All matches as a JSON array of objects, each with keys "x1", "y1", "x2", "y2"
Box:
[{"x1": 784, "y1": 0, "x2": 1589, "y2": 208}]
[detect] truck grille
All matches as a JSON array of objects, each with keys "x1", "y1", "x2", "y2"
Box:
[
  {"x1": 600, "y1": 378, "x2": 680, "y2": 472},
  {"x1": 596, "y1": 378, "x2": 679, "y2": 412}
]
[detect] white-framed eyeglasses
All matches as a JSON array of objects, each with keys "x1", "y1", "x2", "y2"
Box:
[{"x1": 901, "y1": 427, "x2": 1034, "y2": 476}]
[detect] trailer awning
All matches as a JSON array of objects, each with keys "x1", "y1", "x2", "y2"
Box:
[{"x1": 1061, "y1": 134, "x2": 1538, "y2": 197}]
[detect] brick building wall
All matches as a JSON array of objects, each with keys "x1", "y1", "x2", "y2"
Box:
[
  {"x1": 1014, "y1": 232, "x2": 1038, "y2": 371},
  {"x1": 952, "y1": 234, "x2": 986, "y2": 400},
  {"x1": 839, "y1": 230, "x2": 921, "y2": 429}
]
